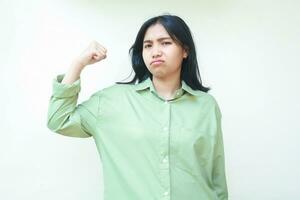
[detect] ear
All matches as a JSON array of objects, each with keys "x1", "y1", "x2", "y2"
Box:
[
  {"x1": 183, "y1": 52, "x2": 188, "y2": 58},
  {"x1": 183, "y1": 51, "x2": 188, "y2": 58},
  {"x1": 183, "y1": 46, "x2": 189, "y2": 58}
]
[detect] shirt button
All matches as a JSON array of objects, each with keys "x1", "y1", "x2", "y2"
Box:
[
  {"x1": 163, "y1": 191, "x2": 169, "y2": 196},
  {"x1": 162, "y1": 157, "x2": 168, "y2": 163},
  {"x1": 163, "y1": 127, "x2": 168, "y2": 131},
  {"x1": 164, "y1": 101, "x2": 168, "y2": 104}
]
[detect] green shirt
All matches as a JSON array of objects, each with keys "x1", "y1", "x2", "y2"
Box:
[{"x1": 47, "y1": 74, "x2": 228, "y2": 200}]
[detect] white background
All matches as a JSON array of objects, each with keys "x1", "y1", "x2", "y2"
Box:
[{"x1": 1, "y1": 0, "x2": 299, "y2": 199}]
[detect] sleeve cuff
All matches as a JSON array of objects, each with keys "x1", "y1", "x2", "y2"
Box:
[{"x1": 52, "y1": 74, "x2": 81, "y2": 98}]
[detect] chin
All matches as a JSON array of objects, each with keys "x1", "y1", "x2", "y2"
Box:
[{"x1": 152, "y1": 72, "x2": 166, "y2": 79}]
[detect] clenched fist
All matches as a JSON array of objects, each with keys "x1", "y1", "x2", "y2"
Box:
[{"x1": 75, "y1": 40, "x2": 107, "y2": 67}]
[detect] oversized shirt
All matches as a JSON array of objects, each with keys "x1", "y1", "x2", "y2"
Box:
[{"x1": 47, "y1": 74, "x2": 228, "y2": 200}]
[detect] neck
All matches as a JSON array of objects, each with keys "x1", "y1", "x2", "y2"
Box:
[{"x1": 152, "y1": 75, "x2": 181, "y2": 100}]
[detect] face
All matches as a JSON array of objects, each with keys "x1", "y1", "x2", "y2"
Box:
[{"x1": 142, "y1": 23, "x2": 188, "y2": 80}]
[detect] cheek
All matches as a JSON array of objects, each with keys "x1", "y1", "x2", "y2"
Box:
[
  {"x1": 142, "y1": 52, "x2": 150, "y2": 65},
  {"x1": 142, "y1": 52, "x2": 146, "y2": 62},
  {"x1": 171, "y1": 51, "x2": 184, "y2": 63}
]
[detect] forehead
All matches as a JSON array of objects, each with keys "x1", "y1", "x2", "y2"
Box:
[{"x1": 143, "y1": 23, "x2": 171, "y2": 41}]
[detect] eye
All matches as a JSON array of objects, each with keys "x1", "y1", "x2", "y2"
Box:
[
  {"x1": 144, "y1": 44, "x2": 152, "y2": 49},
  {"x1": 162, "y1": 41, "x2": 172, "y2": 45}
]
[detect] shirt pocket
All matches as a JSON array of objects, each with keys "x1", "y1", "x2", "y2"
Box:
[{"x1": 174, "y1": 126, "x2": 215, "y2": 177}]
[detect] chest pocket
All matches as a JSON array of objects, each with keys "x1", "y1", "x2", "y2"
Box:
[{"x1": 174, "y1": 126, "x2": 215, "y2": 176}]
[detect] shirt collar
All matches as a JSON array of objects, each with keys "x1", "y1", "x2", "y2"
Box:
[{"x1": 134, "y1": 77, "x2": 200, "y2": 97}]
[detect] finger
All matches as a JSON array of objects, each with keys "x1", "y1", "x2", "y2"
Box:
[
  {"x1": 92, "y1": 54, "x2": 99, "y2": 60},
  {"x1": 95, "y1": 45, "x2": 107, "y2": 53},
  {"x1": 93, "y1": 51, "x2": 106, "y2": 60},
  {"x1": 92, "y1": 52, "x2": 101, "y2": 60},
  {"x1": 98, "y1": 53, "x2": 107, "y2": 60},
  {"x1": 98, "y1": 49, "x2": 107, "y2": 56}
]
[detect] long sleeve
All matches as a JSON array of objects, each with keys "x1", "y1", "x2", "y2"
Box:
[
  {"x1": 47, "y1": 74, "x2": 100, "y2": 138},
  {"x1": 212, "y1": 102, "x2": 228, "y2": 200}
]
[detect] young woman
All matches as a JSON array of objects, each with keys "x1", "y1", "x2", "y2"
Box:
[{"x1": 47, "y1": 14, "x2": 228, "y2": 200}]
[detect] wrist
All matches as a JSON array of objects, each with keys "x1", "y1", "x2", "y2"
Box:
[{"x1": 71, "y1": 60, "x2": 85, "y2": 71}]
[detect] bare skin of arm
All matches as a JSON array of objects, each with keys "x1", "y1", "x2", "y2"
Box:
[{"x1": 61, "y1": 40, "x2": 107, "y2": 84}]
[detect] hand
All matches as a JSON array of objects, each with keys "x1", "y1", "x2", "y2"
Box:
[{"x1": 74, "y1": 40, "x2": 107, "y2": 68}]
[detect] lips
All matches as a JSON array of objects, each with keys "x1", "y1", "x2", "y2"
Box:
[{"x1": 151, "y1": 60, "x2": 164, "y2": 65}]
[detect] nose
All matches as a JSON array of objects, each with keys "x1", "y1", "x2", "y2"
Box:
[{"x1": 151, "y1": 45, "x2": 162, "y2": 58}]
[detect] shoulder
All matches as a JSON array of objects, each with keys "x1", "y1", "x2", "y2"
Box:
[
  {"x1": 204, "y1": 92, "x2": 219, "y2": 106},
  {"x1": 193, "y1": 90, "x2": 219, "y2": 106},
  {"x1": 193, "y1": 91, "x2": 222, "y2": 117},
  {"x1": 90, "y1": 82, "x2": 135, "y2": 97},
  {"x1": 204, "y1": 92, "x2": 222, "y2": 118}
]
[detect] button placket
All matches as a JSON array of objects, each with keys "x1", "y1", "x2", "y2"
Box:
[{"x1": 159, "y1": 101, "x2": 171, "y2": 199}]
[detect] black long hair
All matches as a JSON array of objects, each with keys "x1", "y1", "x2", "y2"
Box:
[{"x1": 116, "y1": 14, "x2": 210, "y2": 92}]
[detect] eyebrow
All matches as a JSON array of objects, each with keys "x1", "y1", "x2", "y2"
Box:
[{"x1": 143, "y1": 37, "x2": 172, "y2": 43}]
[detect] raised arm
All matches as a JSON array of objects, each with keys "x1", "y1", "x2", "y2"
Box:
[{"x1": 46, "y1": 41, "x2": 107, "y2": 137}]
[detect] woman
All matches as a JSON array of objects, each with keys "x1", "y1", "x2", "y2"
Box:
[{"x1": 47, "y1": 14, "x2": 228, "y2": 200}]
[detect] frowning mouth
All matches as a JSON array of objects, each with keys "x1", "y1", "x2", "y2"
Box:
[{"x1": 151, "y1": 60, "x2": 164, "y2": 65}]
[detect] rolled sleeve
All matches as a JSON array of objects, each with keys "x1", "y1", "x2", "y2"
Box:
[
  {"x1": 47, "y1": 74, "x2": 100, "y2": 138},
  {"x1": 52, "y1": 74, "x2": 81, "y2": 98}
]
